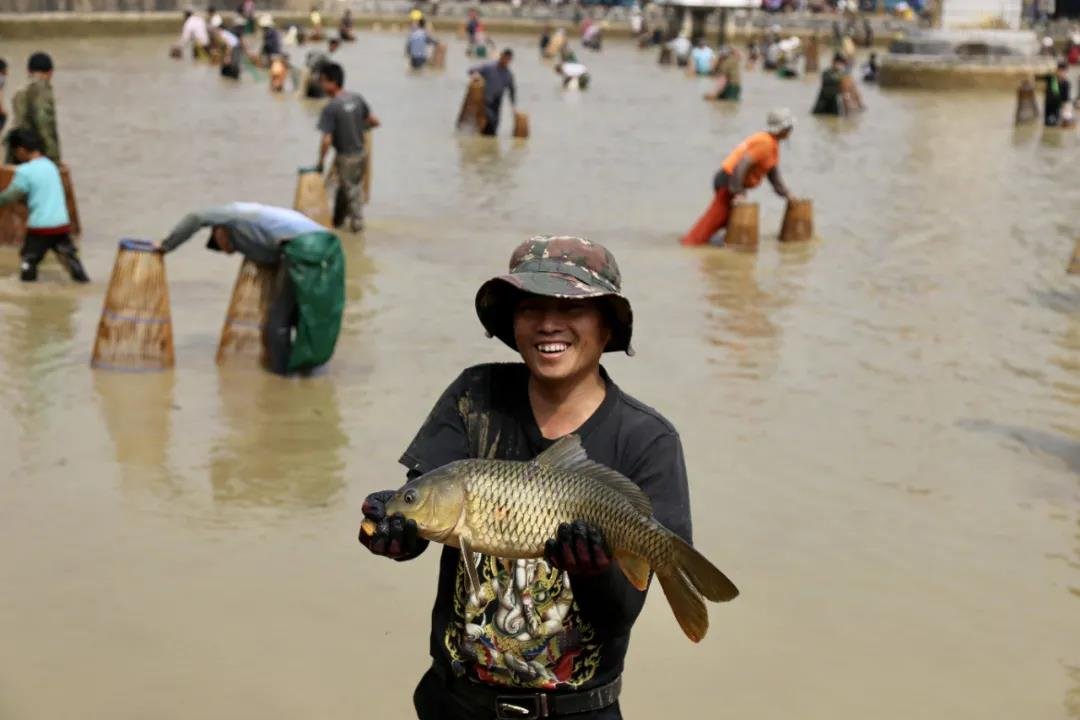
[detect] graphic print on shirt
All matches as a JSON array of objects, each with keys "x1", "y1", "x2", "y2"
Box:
[{"x1": 445, "y1": 553, "x2": 601, "y2": 689}]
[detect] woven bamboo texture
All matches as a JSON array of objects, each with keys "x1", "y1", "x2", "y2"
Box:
[
  {"x1": 513, "y1": 111, "x2": 530, "y2": 139},
  {"x1": 779, "y1": 199, "x2": 814, "y2": 242},
  {"x1": 456, "y1": 77, "x2": 487, "y2": 134},
  {"x1": 726, "y1": 202, "x2": 759, "y2": 249},
  {"x1": 363, "y1": 130, "x2": 373, "y2": 204},
  {"x1": 91, "y1": 240, "x2": 174, "y2": 371},
  {"x1": 431, "y1": 42, "x2": 447, "y2": 69},
  {"x1": 217, "y1": 258, "x2": 275, "y2": 366},
  {"x1": 293, "y1": 169, "x2": 333, "y2": 227}
]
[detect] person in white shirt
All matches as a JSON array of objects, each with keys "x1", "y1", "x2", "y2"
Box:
[
  {"x1": 178, "y1": 8, "x2": 211, "y2": 58},
  {"x1": 668, "y1": 34, "x2": 692, "y2": 66},
  {"x1": 555, "y1": 59, "x2": 590, "y2": 89}
]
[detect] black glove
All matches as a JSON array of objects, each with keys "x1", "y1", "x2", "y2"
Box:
[
  {"x1": 544, "y1": 521, "x2": 611, "y2": 577},
  {"x1": 358, "y1": 489, "x2": 429, "y2": 561}
]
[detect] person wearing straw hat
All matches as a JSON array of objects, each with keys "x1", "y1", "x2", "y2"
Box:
[
  {"x1": 681, "y1": 108, "x2": 795, "y2": 246},
  {"x1": 259, "y1": 14, "x2": 283, "y2": 65},
  {"x1": 156, "y1": 202, "x2": 345, "y2": 375},
  {"x1": 358, "y1": 236, "x2": 694, "y2": 720},
  {"x1": 0, "y1": 127, "x2": 88, "y2": 283}
]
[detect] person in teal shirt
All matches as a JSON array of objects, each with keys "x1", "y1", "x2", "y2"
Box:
[{"x1": 0, "y1": 127, "x2": 88, "y2": 282}]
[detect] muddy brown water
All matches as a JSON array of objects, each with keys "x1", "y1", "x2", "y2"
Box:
[{"x1": 0, "y1": 31, "x2": 1078, "y2": 720}]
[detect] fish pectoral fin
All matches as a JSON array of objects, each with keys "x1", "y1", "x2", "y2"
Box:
[
  {"x1": 459, "y1": 536, "x2": 483, "y2": 601},
  {"x1": 614, "y1": 548, "x2": 651, "y2": 592}
]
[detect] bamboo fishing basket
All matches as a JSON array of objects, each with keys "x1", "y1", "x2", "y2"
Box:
[
  {"x1": 293, "y1": 167, "x2": 333, "y2": 227},
  {"x1": 513, "y1": 111, "x2": 530, "y2": 139},
  {"x1": 456, "y1": 76, "x2": 488, "y2": 134},
  {"x1": 804, "y1": 36, "x2": 820, "y2": 74},
  {"x1": 1015, "y1": 79, "x2": 1040, "y2": 124},
  {"x1": 431, "y1": 42, "x2": 447, "y2": 69},
  {"x1": 91, "y1": 240, "x2": 174, "y2": 371},
  {"x1": 0, "y1": 164, "x2": 81, "y2": 247},
  {"x1": 779, "y1": 198, "x2": 813, "y2": 242},
  {"x1": 725, "y1": 202, "x2": 759, "y2": 249},
  {"x1": 363, "y1": 130, "x2": 373, "y2": 204},
  {"x1": 1069, "y1": 237, "x2": 1080, "y2": 275},
  {"x1": 217, "y1": 257, "x2": 276, "y2": 366}
]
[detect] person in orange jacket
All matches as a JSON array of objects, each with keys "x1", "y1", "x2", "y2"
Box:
[{"x1": 681, "y1": 109, "x2": 795, "y2": 246}]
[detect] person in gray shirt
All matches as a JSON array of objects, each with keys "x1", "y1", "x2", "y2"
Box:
[
  {"x1": 157, "y1": 202, "x2": 339, "y2": 375},
  {"x1": 469, "y1": 48, "x2": 516, "y2": 136},
  {"x1": 316, "y1": 62, "x2": 380, "y2": 232}
]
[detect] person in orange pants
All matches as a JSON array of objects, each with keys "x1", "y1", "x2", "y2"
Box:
[{"x1": 682, "y1": 108, "x2": 795, "y2": 246}]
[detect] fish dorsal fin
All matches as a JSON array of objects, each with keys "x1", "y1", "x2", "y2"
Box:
[{"x1": 533, "y1": 435, "x2": 653, "y2": 516}]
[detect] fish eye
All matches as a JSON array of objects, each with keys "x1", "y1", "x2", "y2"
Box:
[{"x1": 404, "y1": 489, "x2": 418, "y2": 505}]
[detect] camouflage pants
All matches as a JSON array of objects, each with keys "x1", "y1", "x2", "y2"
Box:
[{"x1": 332, "y1": 152, "x2": 366, "y2": 230}]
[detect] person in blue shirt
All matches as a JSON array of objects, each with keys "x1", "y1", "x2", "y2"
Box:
[
  {"x1": 469, "y1": 49, "x2": 517, "y2": 136},
  {"x1": 690, "y1": 38, "x2": 716, "y2": 76},
  {"x1": 406, "y1": 19, "x2": 438, "y2": 69},
  {"x1": 0, "y1": 127, "x2": 88, "y2": 282}
]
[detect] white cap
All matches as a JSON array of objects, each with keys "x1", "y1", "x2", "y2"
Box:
[
  {"x1": 258, "y1": 13, "x2": 274, "y2": 28},
  {"x1": 210, "y1": 15, "x2": 222, "y2": 27},
  {"x1": 767, "y1": 108, "x2": 795, "y2": 134}
]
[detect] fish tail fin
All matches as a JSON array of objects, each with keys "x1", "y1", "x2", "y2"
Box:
[
  {"x1": 670, "y1": 534, "x2": 739, "y2": 603},
  {"x1": 656, "y1": 566, "x2": 709, "y2": 643}
]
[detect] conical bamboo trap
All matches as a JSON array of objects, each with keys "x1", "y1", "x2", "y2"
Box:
[
  {"x1": 91, "y1": 239, "x2": 174, "y2": 371},
  {"x1": 217, "y1": 257, "x2": 276, "y2": 366}
]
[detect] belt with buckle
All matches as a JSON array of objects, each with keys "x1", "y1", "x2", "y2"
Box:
[{"x1": 490, "y1": 676, "x2": 622, "y2": 719}]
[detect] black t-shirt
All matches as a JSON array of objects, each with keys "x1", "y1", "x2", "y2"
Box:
[{"x1": 399, "y1": 362, "x2": 692, "y2": 692}]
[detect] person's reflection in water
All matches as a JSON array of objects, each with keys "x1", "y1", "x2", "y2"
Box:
[
  {"x1": 455, "y1": 134, "x2": 525, "y2": 212},
  {"x1": 700, "y1": 251, "x2": 781, "y2": 380},
  {"x1": 699, "y1": 242, "x2": 814, "y2": 381},
  {"x1": 94, "y1": 370, "x2": 178, "y2": 495},
  {"x1": 3, "y1": 289, "x2": 78, "y2": 461},
  {"x1": 209, "y1": 370, "x2": 347, "y2": 509}
]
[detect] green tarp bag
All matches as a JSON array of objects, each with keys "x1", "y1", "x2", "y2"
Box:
[{"x1": 282, "y1": 230, "x2": 345, "y2": 372}]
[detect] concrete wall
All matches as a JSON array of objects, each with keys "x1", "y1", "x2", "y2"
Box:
[{"x1": 940, "y1": 0, "x2": 1023, "y2": 29}]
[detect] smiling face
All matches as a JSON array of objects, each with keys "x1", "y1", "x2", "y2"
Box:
[{"x1": 513, "y1": 294, "x2": 611, "y2": 386}]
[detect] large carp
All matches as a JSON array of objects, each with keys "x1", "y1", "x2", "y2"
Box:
[{"x1": 380, "y1": 434, "x2": 738, "y2": 642}]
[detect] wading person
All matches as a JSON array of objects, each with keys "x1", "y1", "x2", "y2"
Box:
[
  {"x1": 316, "y1": 62, "x2": 380, "y2": 232},
  {"x1": 705, "y1": 46, "x2": 741, "y2": 101},
  {"x1": 177, "y1": 7, "x2": 211, "y2": 59},
  {"x1": 1044, "y1": 61, "x2": 1073, "y2": 127},
  {"x1": 5, "y1": 52, "x2": 61, "y2": 164},
  {"x1": 469, "y1": 48, "x2": 517, "y2": 137},
  {"x1": 359, "y1": 235, "x2": 694, "y2": 720},
  {"x1": 690, "y1": 38, "x2": 716, "y2": 76},
  {"x1": 156, "y1": 202, "x2": 345, "y2": 375},
  {"x1": 406, "y1": 19, "x2": 438, "y2": 70},
  {"x1": 812, "y1": 53, "x2": 849, "y2": 115},
  {"x1": 0, "y1": 58, "x2": 8, "y2": 133},
  {"x1": 259, "y1": 14, "x2": 284, "y2": 65},
  {"x1": 0, "y1": 129, "x2": 88, "y2": 283},
  {"x1": 302, "y1": 37, "x2": 340, "y2": 98},
  {"x1": 681, "y1": 109, "x2": 794, "y2": 246}
]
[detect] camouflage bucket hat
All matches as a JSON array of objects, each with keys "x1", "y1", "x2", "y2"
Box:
[{"x1": 475, "y1": 236, "x2": 634, "y2": 355}]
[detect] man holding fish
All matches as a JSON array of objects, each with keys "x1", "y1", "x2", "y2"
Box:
[{"x1": 359, "y1": 236, "x2": 738, "y2": 719}]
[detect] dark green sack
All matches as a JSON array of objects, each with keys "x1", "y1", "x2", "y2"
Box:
[{"x1": 283, "y1": 231, "x2": 345, "y2": 372}]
